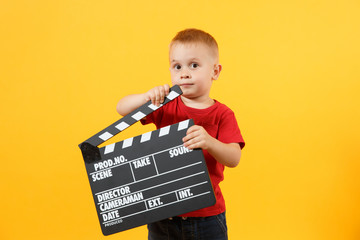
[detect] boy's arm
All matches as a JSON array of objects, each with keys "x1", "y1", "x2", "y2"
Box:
[
  {"x1": 183, "y1": 125, "x2": 241, "y2": 168},
  {"x1": 116, "y1": 84, "x2": 170, "y2": 116}
]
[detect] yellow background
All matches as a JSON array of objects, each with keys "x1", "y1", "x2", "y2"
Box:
[{"x1": 1, "y1": 0, "x2": 359, "y2": 239}]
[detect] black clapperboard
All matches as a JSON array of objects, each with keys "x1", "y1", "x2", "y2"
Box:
[{"x1": 79, "y1": 85, "x2": 216, "y2": 235}]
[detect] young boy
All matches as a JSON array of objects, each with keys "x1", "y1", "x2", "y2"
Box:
[{"x1": 117, "y1": 28, "x2": 245, "y2": 240}]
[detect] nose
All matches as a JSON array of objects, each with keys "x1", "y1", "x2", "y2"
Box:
[{"x1": 180, "y1": 70, "x2": 191, "y2": 79}]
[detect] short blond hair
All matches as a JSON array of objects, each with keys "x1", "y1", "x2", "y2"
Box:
[{"x1": 170, "y1": 28, "x2": 219, "y2": 60}]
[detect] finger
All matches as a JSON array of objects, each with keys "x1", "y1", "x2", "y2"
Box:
[
  {"x1": 147, "y1": 90, "x2": 154, "y2": 103},
  {"x1": 183, "y1": 125, "x2": 200, "y2": 141},
  {"x1": 159, "y1": 85, "x2": 165, "y2": 103},
  {"x1": 186, "y1": 125, "x2": 200, "y2": 135},
  {"x1": 154, "y1": 87, "x2": 161, "y2": 106},
  {"x1": 149, "y1": 90, "x2": 156, "y2": 106},
  {"x1": 164, "y1": 84, "x2": 170, "y2": 96},
  {"x1": 145, "y1": 89, "x2": 153, "y2": 102},
  {"x1": 183, "y1": 137, "x2": 194, "y2": 149},
  {"x1": 184, "y1": 138, "x2": 203, "y2": 150},
  {"x1": 183, "y1": 129, "x2": 198, "y2": 143}
]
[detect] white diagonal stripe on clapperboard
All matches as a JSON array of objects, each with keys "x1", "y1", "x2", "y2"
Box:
[
  {"x1": 122, "y1": 137, "x2": 133, "y2": 149},
  {"x1": 99, "y1": 132, "x2": 113, "y2": 141},
  {"x1": 159, "y1": 125, "x2": 170, "y2": 137},
  {"x1": 140, "y1": 131, "x2": 152, "y2": 143},
  {"x1": 132, "y1": 111, "x2": 146, "y2": 121},
  {"x1": 166, "y1": 91, "x2": 179, "y2": 100},
  {"x1": 148, "y1": 103, "x2": 162, "y2": 111},
  {"x1": 102, "y1": 119, "x2": 189, "y2": 155},
  {"x1": 115, "y1": 122, "x2": 130, "y2": 131},
  {"x1": 177, "y1": 119, "x2": 189, "y2": 131},
  {"x1": 104, "y1": 143, "x2": 116, "y2": 154}
]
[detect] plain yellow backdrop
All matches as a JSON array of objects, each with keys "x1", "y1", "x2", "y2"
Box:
[{"x1": 1, "y1": 0, "x2": 359, "y2": 239}]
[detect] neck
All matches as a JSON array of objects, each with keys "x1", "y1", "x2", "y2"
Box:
[{"x1": 180, "y1": 96, "x2": 215, "y2": 109}]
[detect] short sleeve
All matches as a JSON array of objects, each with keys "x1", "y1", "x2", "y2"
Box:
[{"x1": 218, "y1": 110, "x2": 245, "y2": 149}]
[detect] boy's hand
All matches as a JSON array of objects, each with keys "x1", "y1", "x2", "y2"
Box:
[
  {"x1": 145, "y1": 84, "x2": 170, "y2": 106},
  {"x1": 183, "y1": 125, "x2": 241, "y2": 168},
  {"x1": 182, "y1": 125, "x2": 213, "y2": 150}
]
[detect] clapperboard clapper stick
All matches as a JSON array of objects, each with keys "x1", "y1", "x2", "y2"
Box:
[{"x1": 79, "y1": 85, "x2": 216, "y2": 236}]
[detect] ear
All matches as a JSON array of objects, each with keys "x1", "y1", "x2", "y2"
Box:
[{"x1": 212, "y1": 64, "x2": 222, "y2": 80}]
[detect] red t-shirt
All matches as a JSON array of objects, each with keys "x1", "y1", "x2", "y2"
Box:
[{"x1": 142, "y1": 97, "x2": 245, "y2": 217}]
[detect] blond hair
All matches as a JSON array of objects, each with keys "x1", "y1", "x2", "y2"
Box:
[{"x1": 170, "y1": 28, "x2": 219, "y2": 60}]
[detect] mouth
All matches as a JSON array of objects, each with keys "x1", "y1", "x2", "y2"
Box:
[{"x1": 179, "y1": 83, "x2": 194, "y2": 87}]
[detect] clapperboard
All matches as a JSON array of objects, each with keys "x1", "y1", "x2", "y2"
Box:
[{"x1": 79, "y1": 85, "x2": 216, "y2": 235}]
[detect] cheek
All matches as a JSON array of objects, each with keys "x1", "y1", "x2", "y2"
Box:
[
  {"x1": 169, "y1": 72, "x2": 178, "y2": 82},
  {"x1": 195, "y1": 69, "x2": 211, "y2": 79}
]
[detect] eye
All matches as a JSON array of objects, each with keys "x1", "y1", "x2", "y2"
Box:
[
  {"x1": 190, "y1": 63, "x2": 199, "y2": 69},
  {"x1": 174, "y1": 64, "x2": 181, "y2": 70}
]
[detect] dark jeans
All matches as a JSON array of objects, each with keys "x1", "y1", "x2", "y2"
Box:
[{"x1": 148, "y1": 212, "x2": 228, "y2": 240}]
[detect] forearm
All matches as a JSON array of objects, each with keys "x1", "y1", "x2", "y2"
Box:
[
  {"x1": 116, "y1": 93, "x2": 147, "y2": 116},
  {"x1": 207, "y1": 139, "x2": 241, "y2": 168}
]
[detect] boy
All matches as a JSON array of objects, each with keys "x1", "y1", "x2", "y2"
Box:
[{"x1": 117, "y1": 28, "x2": 245, "y2": 240}]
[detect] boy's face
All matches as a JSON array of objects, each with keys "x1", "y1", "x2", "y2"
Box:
[{"x1": 169, "y1": 42, "x2": 221, "y2": 101}]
